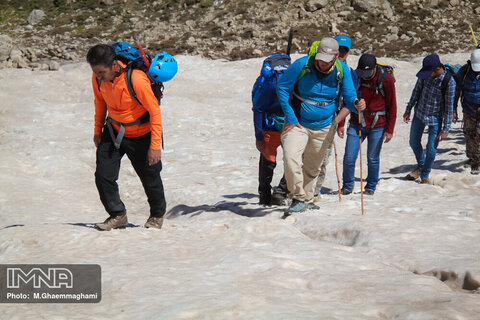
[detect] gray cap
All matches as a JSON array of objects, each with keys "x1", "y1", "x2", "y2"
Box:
[{"x1": 315, "y1": 37, "x2": 339, "y2": 62}]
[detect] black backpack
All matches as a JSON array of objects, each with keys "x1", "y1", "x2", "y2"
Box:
[{"x1": 441, "y1": 63, "x2": 461, "y2": 96}]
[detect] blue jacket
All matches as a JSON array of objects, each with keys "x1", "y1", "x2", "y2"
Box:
[
  {"x1": 455, "y1": 63, "x2": 480, "y2": 115},
  {"x1": 276, "y1": 56, "x2": 357, "y2": 129},
  {"x1": 252, "y1": 75, "x2": 284, "y2": 141}
]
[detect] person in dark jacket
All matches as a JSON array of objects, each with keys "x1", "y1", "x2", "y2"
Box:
[
  {"x1": 252, "y1": 56, "x2": 290, "y2": 205},
  {"x1": 403, "y1": 54, "x2": 455, "y2": 184},
  {"x1": 455, "y1": 48, "x2": 480, "y2": 175},
  {"x1": 339, "y1": 54, "x2": 397, "y2": 195}
]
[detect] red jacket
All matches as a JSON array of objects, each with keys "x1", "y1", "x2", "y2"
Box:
[{"x1": 341, "y1": 66, "x2": 397, "y2": 134}]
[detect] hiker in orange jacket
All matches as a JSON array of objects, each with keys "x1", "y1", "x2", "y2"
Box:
[{"x1": 87, "y1": 44, "x2": 166, "y2": 230}]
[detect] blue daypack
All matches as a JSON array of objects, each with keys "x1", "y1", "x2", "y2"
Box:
[
  {"x1": 110, "y1": 42, "x2": 164, "y2": 106},
  {"x1": 252, "y1": 53, "x2": 291, "y2": 131}
]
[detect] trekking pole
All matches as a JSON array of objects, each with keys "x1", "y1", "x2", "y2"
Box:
[
  {"x1": 135, "y1": 36, "x2": 151, "y2": 68},
  {"x1": 286, "y1": 27, "x2": 294, "y2": 57},
  {"x1": 470, "y1": 26, "x2": 478, "y2": 47},
  {"x1": 358, "y1": 112, "x2": 364, "y2": 215},
  {"x1": 333, "y1": 140, "x2": 342, "y2": 202}
]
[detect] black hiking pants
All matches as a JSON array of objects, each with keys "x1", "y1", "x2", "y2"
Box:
[
  {"x1": 258, "y1": 154, "x2": 288, "y2": 199},
  {"x1": 258, "y1": 154, "x2": 276, "y2": 199},
  {"x1": 95, "y1": 130, "x2": 166, "y2": 218}
]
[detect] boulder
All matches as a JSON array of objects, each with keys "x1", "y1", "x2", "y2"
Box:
[
  {"x1": 27, "y1": 9, "x2": 46, "y2": 25},
  {"x1": 10, "y1": 49, "x2": 28, "y2": 68},
  {"x1": 352, "y1": 0, "x2": 393, "y2": 17},
  {"x1": 305, "y1": 0, "x2": 328, "y2": 12},
  {"x1": 48, "y1": 60, "x2": 60, "y2": 71},
  {"x1": 0, "y1": 35, "x2": 13, "y2": 61}
]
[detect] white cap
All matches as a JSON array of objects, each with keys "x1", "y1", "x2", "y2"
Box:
[{"x1": 471, "y1": 48, "x2": 480, "y2": 72}]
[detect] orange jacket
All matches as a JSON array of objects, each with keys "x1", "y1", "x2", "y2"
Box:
[{"x1": 92, "y1": 62, "x2": 162, "y2": 150}]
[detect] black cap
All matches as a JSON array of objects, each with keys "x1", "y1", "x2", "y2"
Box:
[
  {"x1": 356, "y1": 54, "x2": 377, "y2": 78},
  {"x1": 416, "y1": 54, "x2": 442, "y2": 79}
]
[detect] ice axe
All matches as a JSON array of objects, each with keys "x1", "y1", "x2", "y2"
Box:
[
  {"x1": 333, "y1": 140, "x2": 342, "y2": 202},
  {"x1": 356, "y1": 101, "x2": 365, "y2": 216},
  {"x1": 286, "y1": 27, "x2": 294, "y2": 57},
  {"x1": 135, "y1": 36, "x2": 150, "y2": 68},
  {"x1": 470, "y1": 26, "x2": 478, "y2": 47}
]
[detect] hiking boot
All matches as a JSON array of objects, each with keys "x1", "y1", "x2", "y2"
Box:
[
  {"x1": 145, "y1": 216, "x2": 164, "y2": 229},
  {"x1": 96, "y1": 214, "x2": 128, "y2": 231},
  {"x1": 306, "y1": 202, "x2": 320, "y2": 210},
  {"x1": 313, "y1": 194, "x2": 323, "y2": 202},
  {"x1": 420, "y1": 178, "x2": 432, "y2": 185},
  {"x1": 285, "y1": 199, "x2": 306, "y2": 213},
  {"x1": 471, "y1": 166, "x2": 479, "y2": 175},
  {"x1": 259, "y1": 192, "x2": 271, "y2": 206},
  {"x1": 363, "y1": 189, "x2": 375, "y2": 195},
  {"x1": 405, "y1": 168, "x2": 421, "y2": 181},
  {"x1": 341, "y1": 188, "x2": 352, "y2": 195},
  {"x1": 271, "y1": 192, "x2": 288, "y2": 206}
]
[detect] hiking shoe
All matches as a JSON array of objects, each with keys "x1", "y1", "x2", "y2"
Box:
[
  {"x1": 313, "y1": 194, "x2": 323, "y2": 202},
  {"x1": 285, "y1": 199, "x2": 306, "y2": 213},
  {"x1": 363, "y1": 189, "x2": 375, "y2": 195},
  {"x1": 341, "y1": 188, "x2": 352, "y2": 195},
  {"x1": 271, "y1": 193, "x2": 288, "y2": 206},
  {"x1": 420, "y1": 178, "x2": 432, "y2": 185},
  {"x1": 306, "y1": 202, "x2": 320, "y2": 210},
  {"x1": 405, "y1": 168, "x2": 421, "y2": 180},
  {"x1": 259, "y1": 192, "x2": 271, "y2": 206},
  {"x1": 270, "y1": 196, "x2": 288, "y2": 206},
  {"x1": 96, "y1": 214, "x2": 128, "y2": 231},
  {"x1": 471, "y1": 168, "x2": 479, "y2": 175},
  {"x1": 145, "y1": 216, "x2": 164, "y2": 229}
]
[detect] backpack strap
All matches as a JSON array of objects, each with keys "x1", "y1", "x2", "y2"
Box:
[
  {"x1": 334, "y1": 58, "x2": 343, "y2": 96},
  {"x1": 376, "y1": 66, "x2": 387, "y2": 98},
  {"x1": 441, "y1": 66, "x2": 453, "y2": 97},
  {"x1": 360, "y1": 109, "x2": 386, "y2": 128},
  {"x1": 294, "y1": 57, "x2": 343, "y2": 102},
  {"x1": 298, "y1": 55, "x2": 315, "y2": 79},
  {"x1": 292, "y1": 90, "x2": 335, "y2": 107},
  {"x1": 125, "y1": 65, "x2": 142, "y2": 106},
  {"x1": 459, "y1": 61, "x2": 471, "y2": 99}
]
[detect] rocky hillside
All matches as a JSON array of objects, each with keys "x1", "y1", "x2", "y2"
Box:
[{"x1": 1, "y1": 0, "x2": 479, "y2": 70}]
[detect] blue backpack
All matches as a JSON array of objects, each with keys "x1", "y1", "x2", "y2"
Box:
[
  {"x1": 110, "y1": 42, "x2": 164, "y2": 106},
  {"x1": 252, "y1": 53, "x2": 291, "y2": 131}
]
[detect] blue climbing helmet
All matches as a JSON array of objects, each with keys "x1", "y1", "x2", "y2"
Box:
[{"x1": 148, "y1": 52, "x2": 178, "y2": 82}]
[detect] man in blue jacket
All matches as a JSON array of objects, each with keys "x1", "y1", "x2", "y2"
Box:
[
  {"x1": 277, "y1": 37, "x2": 365, "y2": 213},
  {"x1": 455, "y1": 48, "x2": 480, "y2": 175},
  {"x1": 314, "y1": 35, "x2": 358, "y2": 199}
]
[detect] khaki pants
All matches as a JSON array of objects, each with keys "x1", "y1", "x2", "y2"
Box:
[{"x1": 281, "y1": 124, "x2": 332, "y2": 202}]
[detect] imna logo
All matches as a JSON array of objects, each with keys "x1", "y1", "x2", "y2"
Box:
[{"x1": 7, "y1": 267, "x2": 73, "y2": 289}]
